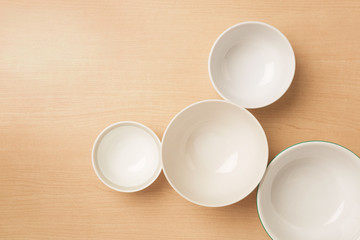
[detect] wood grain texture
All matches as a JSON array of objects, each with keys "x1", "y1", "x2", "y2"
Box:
[{"x1": 0, "y1": 0, "x2": 359, "y2": 239}]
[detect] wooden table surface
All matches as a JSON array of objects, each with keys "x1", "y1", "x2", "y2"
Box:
[{"x1": 1, "y1": 0, "x2": 359, "y2": 239}]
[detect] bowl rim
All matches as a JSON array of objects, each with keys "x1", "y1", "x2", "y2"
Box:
[
  {"x1": 208, "y1": 21, "x2": 296, "y2": 109},
  {"x1": 256, "y1": 140, "x2": 360, "y2": 239},
  {"x1": 92, "y1": 121, "x2": 162, "y2": 193},
  {"x1": 162, "y1": 99, "x2": 269, "y2": 207}
]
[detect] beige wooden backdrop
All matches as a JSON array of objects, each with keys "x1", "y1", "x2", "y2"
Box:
[{"x1": 0, "y1": 0, "x2": 359, "y2": 239}]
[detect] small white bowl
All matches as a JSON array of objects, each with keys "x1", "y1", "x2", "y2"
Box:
[
  {"x1": 162, "y1": 100, "x2": 268, "y2": 207},
  {"x1": 257, "y1": 141, "x2": 360, "y2": 240},
  {"x1": 209, "y1": 21, "x2": 295, "y2": 108},
  {"x1": 92, "y1": 121, "x2": 161, "y2": 192}
]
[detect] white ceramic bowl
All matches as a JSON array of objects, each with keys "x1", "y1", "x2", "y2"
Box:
[
  {"x1": 209, "y1": 21, "x2": 295, "y2": 108},
  {"x1": 257, "y1": 141, "x2": 360, "y2": 240},
  {"x1": 162, "y1": 100, "x2": 268, "y2": 207},
  {"x1": 92, "y1": 121, "x2": 161, "y2": 192}
]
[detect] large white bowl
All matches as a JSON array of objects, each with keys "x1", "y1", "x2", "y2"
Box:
[
  {"x1": 257, "y1": 141, "x2": 360, "y2": 240},
  {"x1": 162, "y1": 100, "x2": 268, "y2": 207},
  {"x1": 92, "y1": 121, "x2": 161, "y2": 192},
  {"x1": 209, "y1": 21, "x2": 295, "y2": 108}
]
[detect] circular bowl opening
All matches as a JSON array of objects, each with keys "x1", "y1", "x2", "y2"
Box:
[
  {"x1": 162, "y1": 100, "x2": 268, "y2": 207},
  {"x1": 257, "y1": 141, "x2": 360, "y2": 240},
  {"x1": 209, "y1": 21, "x2": 295, "y2": 108},
  {"x1": 92, "y1": 121, "x2": 161, "y2": 192}
]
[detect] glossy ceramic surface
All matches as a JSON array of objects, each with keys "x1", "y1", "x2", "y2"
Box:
[
  {"x1": 162, "y1": 100, "x2": 268, "y2": 207},
  {"x1": 209, "y1": 21, "x2": 295, "y2": 108},
  {"x1": 257, "y1": 141, "x2": 360, "y2": 240},
  {"x1": 92, "y1": 121, "x2": 161, "y2": 192}
]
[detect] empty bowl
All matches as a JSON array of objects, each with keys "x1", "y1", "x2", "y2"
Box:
[
  {"x1": 92, "y1": 121, "x2": 161, "y2": 192},
  {"x1": 162, "y1": 100, "x2": 268, "y2": 207},
  {"x1": 257, "y1": 141, "x2": 360, "y2": 240},
  {"x1": 209, "y1": 21, "x2": 295, "y2": 108}
]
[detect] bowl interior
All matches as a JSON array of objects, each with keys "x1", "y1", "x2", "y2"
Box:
[
  {"x1": 258, "y1": 142, "x2": 360, "y2": 240},
  {"x1": 209, "y1": 22, "x2": 295, "y2": 108},
  {"x1": 92, "y1": 122, "x2": 161, "y2": 192},
  {"x1": 162, "y1": 100, "x2": 268, "y2": 207}
]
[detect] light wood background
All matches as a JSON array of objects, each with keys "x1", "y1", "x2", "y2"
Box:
[{"x1": 0, "y1": 0, "x2": 359, "y2": 239}]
